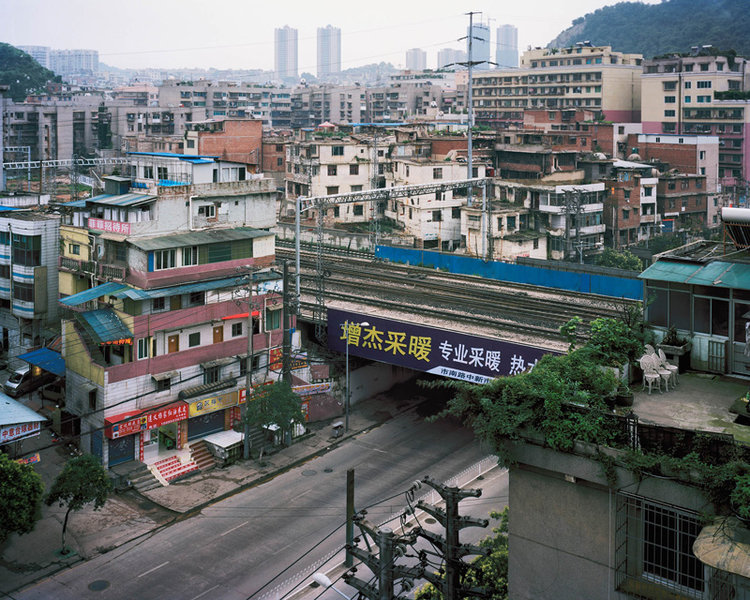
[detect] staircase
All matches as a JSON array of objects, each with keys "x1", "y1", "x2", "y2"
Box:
[
  {"x1": 150, "y1": 455, "x2": 199, "y2": 484},
  {"x1": 189, "y1": 439, "x2": 217, "y2": 472}
]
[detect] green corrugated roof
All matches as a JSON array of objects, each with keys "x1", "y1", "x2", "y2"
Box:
[
  {"x1": 130, "y1": 228, "x2": 269, "y2": 251},
  {"x1": 639, "y1": 260, "x2": 702, "y2": 283},
  {"x1": 640, "y1": 260, "x2": 750, "y2": 290}
]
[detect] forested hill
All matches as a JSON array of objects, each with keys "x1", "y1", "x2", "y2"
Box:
[
  {"x1": 548, "y1": 0, "x2": 750, "y2": 59},
  {"x1": 0, "y1": 43, "x2": 59, "y2": 101}
]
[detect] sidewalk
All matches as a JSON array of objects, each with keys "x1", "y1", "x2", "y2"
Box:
[{"x1": 0, "y1": 381, "x2": 426, "y2": 596}]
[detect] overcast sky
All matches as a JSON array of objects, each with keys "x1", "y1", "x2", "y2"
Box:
[{"x1": 0, "y1": 0, "x2": 660, "y2": 72}]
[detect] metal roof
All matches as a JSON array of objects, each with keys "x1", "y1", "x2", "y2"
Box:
[
  {"x1": 59, "y1": 282, "x2": 129, "y2": 306},
  {"x1": 127, "y1": 151, "x2": 219, "y2": 160},
  {"x1": 114, "y1": 276, "x2": 242, "y2": 300},
  {"x1": 129, "y1": 227, "x2": 269, "y2": 251},
  {"x1": 87, "y1": 193, "x2": 156, "y2": 207},
  {"x1": 0, "y1": 395, "x2": 46, "y2": 426},
  {"x1": 80, "y1": 309, "x2": 133, "y2": 345},
  {"x1": 640, "y1": 260, "x2": 750, "y2": 290},
  {"x1": 17, "y1": 348, "x2": 65, "y2": 377}
]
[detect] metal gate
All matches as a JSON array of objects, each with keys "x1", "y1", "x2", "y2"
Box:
[
  {"x1": 108, "y1": 434, "x2": 135, "y2": 466},
  {"x1": 91, "y1": 429, "x2": 103, "y2": 463},
  {"x1": 187, "y1": 411, "x2": 224, "y2": 440}
]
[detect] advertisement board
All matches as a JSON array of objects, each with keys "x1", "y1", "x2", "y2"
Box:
[{"x1": 327, "y1": 308, "x2": 556, "y2": 384}]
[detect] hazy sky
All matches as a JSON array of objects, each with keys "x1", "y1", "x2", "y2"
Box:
[{"x1": 0, "y1": 0, "x2": 660, "y2": 72}]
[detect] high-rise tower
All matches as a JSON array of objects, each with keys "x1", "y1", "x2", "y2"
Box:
[
  {"x1": 317, "y1": 25, "x2": 342, "y2": 79},
  {"x1": 496, "y1": 24, "x2": 519, "y2": 68},
  {"x1": 275, "y1": 26, "x2": 299, "y2": 81},
  {"x1": 466, "y1": 22, "x2": 490, "y2": 70}
]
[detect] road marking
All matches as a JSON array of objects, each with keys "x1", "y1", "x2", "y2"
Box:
[
  {"x1": 220, "y1": 520, "x2": 249, "y2": 537},
  {"x1": 188, "y1": 584, "x2": 220, "y2": 600},
  {"x1": 137, "y1": 561, "x2": 169, "y2": 578},
  {"x1": 354, "y1": 441, "x2": 387, "y2": 453}
]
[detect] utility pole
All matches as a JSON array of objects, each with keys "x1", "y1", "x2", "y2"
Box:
[
  {"x1": 281, "y1": 259, "x2": 292, "y2": 385},
  {"x1": 416, "y1": 477, "x2": 489, "y2": 600},
  {"x1": 242, "y1": 270, "x2": 257, "y2": 460}
]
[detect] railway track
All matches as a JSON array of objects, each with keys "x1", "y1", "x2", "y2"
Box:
[{"x1": 278, "y1": 244, "x2": 637, "y2": 344}]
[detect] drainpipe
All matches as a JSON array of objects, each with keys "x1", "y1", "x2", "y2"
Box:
[{"x1": 188, "y1": 196, "x2": 195, "y2": 231}]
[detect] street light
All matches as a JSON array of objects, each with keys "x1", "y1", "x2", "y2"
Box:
[
  {"x1": 312, "y1": 573, "x2": 352, "y2": 600},
  {"x1": 344, "y1": 320, "x2": 369, "y2": 434}
]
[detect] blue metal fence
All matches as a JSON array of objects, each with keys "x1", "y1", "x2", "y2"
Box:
[{"x1": 375, "y1": 246, "x2": 643, "y2": 300}]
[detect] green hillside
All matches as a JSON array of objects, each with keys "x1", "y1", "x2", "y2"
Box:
[
  {"x1": 0, "y1": 42, "x2": 59, "y2": 101},
  {"x1": 548, "y1": 0, "x2": 750, "y2": 59}
]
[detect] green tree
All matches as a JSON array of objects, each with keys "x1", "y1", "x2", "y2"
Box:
[
  {"x1": 45, "y1": 454, "x2": 111, "y2": 554},
  {"x1": 0, "y1": 42, "x2": 60, "y2": 102},
  {"x1": 243, "y1": 381, "x2": 305, "y2": 459},
  {"x1": 0, "y1": 453, "x2": 44, "y2": 542},
  {"x1": 415, "y1": 508, "x2": 509, "y2": 600},
  {"x1": 595, "y1": 247, "x2": 642, "y2": 271}
]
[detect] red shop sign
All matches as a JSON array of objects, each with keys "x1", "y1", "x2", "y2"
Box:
[{"x1": 105, "y1": 402, "x2": 188, "y2": 439}]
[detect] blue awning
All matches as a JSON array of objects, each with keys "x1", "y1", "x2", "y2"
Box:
[
  {"x1": 80, "y1": 309, "x2": 133, "y2": 345},
  {"x1": 113, "y1": 276, "x2": 241, "y2": 300},
  {"x1": 18, "y1": 348, "x2": 65, "y2": 377},
  {"x1": 59, "y1": 282, "x2": 130, "y2": 306}
]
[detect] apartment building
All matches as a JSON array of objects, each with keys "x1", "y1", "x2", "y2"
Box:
[
  {"x1": 317, "y1": 25, "x2": 342, "y2": 79},
  {"x1": 473, "y1": 45, "x2": 643, "y2": 129},
  {"x1": 290, "y1": 85, "x2": 368, "y2": 128},
  {"x1": 184, "y1": 118, "x2": 262, "y2": 170},
  {"x1": 57, "y1": 171, "x2": 281, "y2": 471},
  {"x1": 658, "y1": 173, "x2": 708, "y2": 234},
  {"x1": 641, "y1": 50, "x2": 750, "y2": 196},
  {"x1": 275, "y1": 26, "x2": 298, "y2": 82},
  {"x1": 603, "y1": 163, "x2": 660, "y2": 248}
]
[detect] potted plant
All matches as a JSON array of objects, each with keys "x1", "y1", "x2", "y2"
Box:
[
  {"x1": 657, "y1": 325, "x2": 692, "y2": 373},
  {"x1": 615, "y1": 384, "x2": 634, "y2": 407}
]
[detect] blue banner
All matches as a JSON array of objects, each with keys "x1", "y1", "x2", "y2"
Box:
[{"x1": 328, "y1": 308, "x2": 557, "y2": 384}]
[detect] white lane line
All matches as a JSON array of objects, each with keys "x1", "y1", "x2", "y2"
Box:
[
  {"x1": 220, "y1": 520, "x2": 249, "y2": 537},
  {"x1": 137, "y1": 561, "x2": 169, "y2": 578},
  {"x1": 354, "y1": 441, "x2": 387, "y2": 453},
  {"x1": 188, "y1": 584, "x2": 220, "y2": 600}
]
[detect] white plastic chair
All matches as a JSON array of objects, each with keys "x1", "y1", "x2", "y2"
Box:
[
  {"x1": 639, "y1": 355, "x2": 662, "y2": 394},
  {"x1": 657, "y1": 348, "x2": 679, "y2": 387}
]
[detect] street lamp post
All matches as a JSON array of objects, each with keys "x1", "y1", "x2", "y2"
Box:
[
  {"x1": 344, "y1": 320, "x2": 368, "y2": 434},
  {"x1": 313, "y1": 573, "x2": 352, "y2": 600}
]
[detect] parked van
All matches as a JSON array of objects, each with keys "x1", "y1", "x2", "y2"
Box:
[{"x1": 3, "y1": 365, "x2": 55, "y2": 397}]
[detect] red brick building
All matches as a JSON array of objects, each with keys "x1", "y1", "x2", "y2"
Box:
[
  {"x1": 185, "y1": 118, "x2": 262, "y2": 171},
  {"x1": 657, "y1": 174, "x2": 708, "y2": 233}
]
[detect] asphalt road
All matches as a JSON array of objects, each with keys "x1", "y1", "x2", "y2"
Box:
[{"x1": 18, "y1": 406, "x2": 490, "y2": 600}]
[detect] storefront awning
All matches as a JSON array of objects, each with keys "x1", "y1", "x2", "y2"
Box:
[
  {"x1": 104, "y1": 401, "x2": 188, "y2": 439},
  {"x1": 17, "y1": 347, "x2": 65, "y2": 377},
  {"x1": 114, "y1": 277, "x2": 242, "y2": 301},
  {"x1": 152, "y1": 371, "x2": 178, "y2": 382},
  {"x1": 178, "y1": 378, "x2": 237, "y2": 400},
  {"x1": 80, "y1": 309, "x2": 133, "y2": 345}
]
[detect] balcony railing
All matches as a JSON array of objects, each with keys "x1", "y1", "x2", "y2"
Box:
[
  {"x1": 60, "y1": 256, "x2": 97, "y2": 274},
  {"x1": 99, "y1": 264, "x2": 127, "y2": 281}
]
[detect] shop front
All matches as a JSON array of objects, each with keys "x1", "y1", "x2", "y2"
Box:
[
  {"x1": 186, "y1": 389, "x2": 241, "y2": 440},
  {"x1": 104, "y1": 401, "x2": 189, "y2": 467}
]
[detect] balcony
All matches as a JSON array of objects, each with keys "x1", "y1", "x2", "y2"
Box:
[
  {"x1": 60, "y1": 256, "x2": 96, "y2": 274},
  {"x1": 99, "y1": 264, "x2": 127, "y2": 281}
]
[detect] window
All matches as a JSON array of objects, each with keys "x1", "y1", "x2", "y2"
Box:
[
  {"x1": 0, "y1": 265, "x2": 9, "y2": 278},
  {"x1": 69, "y1": 243, "x2": 81, "y2": 255},
  {"x1": 156, "y1": 378, "x2": 171, "y2": 392},
  {"x1": 143, "y1": 165, "x2": 154, "y2": 179},
  {"x1": 432, "y1": 210, "x2": 442, "y2": 222},
  {"x1": 276, "y1": 157, "x2": 283, "y2": 167},
  {"x1": 433, "y1": 168, "x2": 443, "y2": 179},
  {"x1": 644, "y1": 187, "x2": 653, "y2": 197},
  {"x1": 664, "y1": 110, "x2": 675, "y2": 117},
  {"x1": 683, "y1": 63, "x2": 693, "y2": 71},
  {"x1": 188, "y1": 332, "x2": 201, "y2": 347},
  {"x1": 332, "y1": 146, "x2": 344, "y2": 156},
  {"x1": 624, "y1": 190, "x2": 631, "y2": 201},
  {"x1": 351, "y1": 185, "x2": 363, "y2": 192},
  {"x1": 12, "y1": 234, "x2": 40, "y2": 267},
  {"x1": 154, "y1": 249, "x2": 176, "y2": 270},
  {"x1": 197, "y1": 204, "x2": 216, "y2": 218},
  {"x1": 616, "y1": 494, "x2": 705, "y2": 597},
  {"x1": 231, "y1": 322, "x2": 243, "y2": 337},
  {"x1": 697, "y1": 95, "x2": 711, "y2": 103},
  {"x1": 662, "y1": 81, "x2": 677, "y2": 91},
  {"x1": 137, "y1": 337, "x2": 150, "y2": 359},
  {"x1": 186, "y1": 139, "x2": 195, "y2": 149},
  {"x1": 153, "y1": 297, "x2": 166, "y2": 311},
  {"x1": 622, "y1": 209, "x2": 630, "y2": 220},
  {"x1": 684, "y1": 81, "x2": 691, "y2": 89},
  {"x1": 89, "y1": 388, "x2": 97, "y2": 411},
  {"x1": 349, "y1": 164, "x2": 359, "y2": 175},
  {"x1": 327, "y1": 165, "x2": 337, "y2": 176},
  {"x1": 353, "y1": 204, "x2": 364, "y2": 216},
  {"x1": 697, "y1": 80, "x2": 712, "y2": 88},
  {"x1": 326, "y1": 186, "x2": 339, "y2": 195},
  {"x1": 13, "y1": 282, "x2": 33, "y2": 303},
  {"x1": 664, "y1": 96, "x2": 676, "y2": 104},
  {"x1": 182, "y1": 246, "x2": 198, "y2": 266},
  {"x1": 157, "y1": 166, "x2": 168, "y2": 180},
  {"x1": 189, "y1": 291, "x2": 204, "y2": 306},
  {"x1": 452, "y1": 207, "x2": 461, "y2": 219},
  {"x1": 204, "y1": 366, "x2": 220, "y2": 385},
  {"x1": 507, "y1": 216, "x2": 516, "y2": 230},
  {"x1": 266, "y1": 308, "x2": 281, "y2": 330}
]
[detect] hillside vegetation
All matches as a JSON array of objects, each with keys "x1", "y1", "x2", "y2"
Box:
[
  {"x1": 548, "y1": 0, "x2": 750, "y2": 59},
  {"x1": 0, "y1": 42, "x2": 59, "y2": 101}
]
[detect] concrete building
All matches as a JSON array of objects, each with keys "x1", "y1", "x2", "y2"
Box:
[
  {"x1": 405, "y1": 49, "x2": 427, "y2": 72},
  {"x1": 16, "y1": 45, "x2": 50, "y2": 69},
  {"x1": 437, "y1": 48, "x2": 467, "y2": 70},
  {"x1": 274, "y1": 26, "x2": 298, "y2": 82},
  {"x1": 49, "y1": 49, "x2": 99, "y2": 76},
  {"x1": 473, "y1": 45, "x2": 643, "y2": 129},
  {"x1": 640, "y1": 49, "x2": 750, "y2": 198},
  {"x1": 495, "y1": 24, "x2": 518, "y2": 68},
  {"x1": 184, "y1": 118, "x2": 263, "y2": 171},
  {"x1": 317, "y1": 25, "x2": 341, "y2": 79},
  {"x1": 467, "y1": 22, "x2": 491, "y2": 70},
  {"x1": 290, "y1": 85, "x2": 368, "y2": 128},
  {"x1": 0, "y1": 210, "x2": 59, "y2": 358}
]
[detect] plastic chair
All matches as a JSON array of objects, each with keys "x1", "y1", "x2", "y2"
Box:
[
  {"x1": 639, "y1": 355, "x2": 662, "y2": 394},
  {"x1": 646, "y1": 353, "x2": 672, "y2": 392},
  {"x1": 657, "y1": 348, "x2": 679, "y2": 387},
  {"x1": 644, "y1": 344, "x2": 656, "y2": 355}
]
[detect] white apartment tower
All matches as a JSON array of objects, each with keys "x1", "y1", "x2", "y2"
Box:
[
  {"x1": 467, "y1": 22, "x2": 491, "y2": 70},
  {"x1": 437, "y1": 48, "x2": 467, "y2": 70},
  {"x1": 274, "y1": 26, "x2": 299, "y2": 81},
  {"x1": 16, "y1": 45, "x2": 50, "y2": 69},
  {"x1": 496, "y1": 24, "x2": 518, "y2": 68},
  {"x1": 405, "y1": 48, "x2": 427, "y2": 71},
  {"x1": 317, "y1": 25, "x2": 342, "y2": 79}
]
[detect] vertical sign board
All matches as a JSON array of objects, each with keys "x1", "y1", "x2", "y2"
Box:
[{"x1": 327, "y1": 308, "x2": 557, "y2": 384}]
